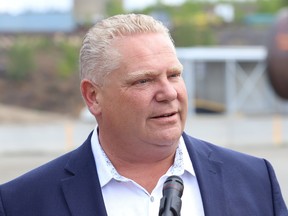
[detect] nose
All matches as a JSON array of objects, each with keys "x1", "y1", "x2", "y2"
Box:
[{"x1": 155, "y1": 79, "x2": 177, "y2": 102}]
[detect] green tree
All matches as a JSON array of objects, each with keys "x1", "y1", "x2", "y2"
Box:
[
  {"x1": 171, "y1": 23, "x2": 215, "y2": 47},
  {"x1": 57, "y1": 42, "x2": 79, "y2": 78},
  {"x1": 257, "y1": 0, "x2": 288, "y2": 13},
  {"x1": 107, "y1": 0, "x2": 125, "y2": 16},
  {"x1": 7, "y1": 42, "x2": 35, "y2": 80},
  {"x1": 139, "y1": 1, "x2": 218, "y2": 46}
]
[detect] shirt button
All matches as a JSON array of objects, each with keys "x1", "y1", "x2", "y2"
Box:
[{"x1": 150, "y1": 196, "x2": 154, "y2": 202}]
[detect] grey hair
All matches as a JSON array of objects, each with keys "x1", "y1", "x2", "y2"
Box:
[{"x1": 79, "y1": 13, "x2": 174, "y2": 84}]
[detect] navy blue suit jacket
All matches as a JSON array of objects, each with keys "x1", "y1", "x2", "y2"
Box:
[{"x1": 0, "y1": 132, "x2": 287, "y2": 216}]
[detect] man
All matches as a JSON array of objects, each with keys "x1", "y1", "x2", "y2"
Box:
[{"x1": 0, "y1": 14, "x2": 287, "y2": 216}]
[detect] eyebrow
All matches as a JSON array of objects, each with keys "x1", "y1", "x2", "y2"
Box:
[
  {"x1": 127, "y1": 64, "x2": 184, "y2": 80},
  {"x1": 168, "y1": 64, "x2": 183, "y2": 73}
]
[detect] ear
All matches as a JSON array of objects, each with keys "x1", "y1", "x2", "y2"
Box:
[{"x1": 80, "y1": 79, "x2": 102, "y2": 116}]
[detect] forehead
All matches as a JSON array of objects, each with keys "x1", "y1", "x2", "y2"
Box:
[
  {"x1": 114, "y1": 33, "x2": 175, "y2": 58},
  {"x1": 113, "y1": 33, "x2": 180, "y2": 71}
]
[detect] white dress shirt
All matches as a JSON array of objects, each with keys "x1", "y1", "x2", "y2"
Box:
[{"x1": 91, "y1": 128, "x2": 204, "y2": 216}]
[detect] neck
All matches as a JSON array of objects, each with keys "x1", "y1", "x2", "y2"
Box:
[
  {"x1": 98, "y1": 129, "x2": 179, "y2": 192},
  {"x1": 99, "y1": 131, "x2": 179, "y2": 164},
  {"x1": 107, "y1": 150, "x2": 176, "y2": 193}
]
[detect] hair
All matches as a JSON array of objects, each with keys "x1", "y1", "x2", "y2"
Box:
[{"x1": 79, "y1": 13, "x2": 174, "y2": 84}]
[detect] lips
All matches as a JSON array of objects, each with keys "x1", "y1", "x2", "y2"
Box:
[{"x1": 151, "y1": 112, "x2": 177, "y2": 119}]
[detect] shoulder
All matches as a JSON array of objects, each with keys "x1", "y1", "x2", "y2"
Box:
[
  {"x1": 182, "y1": 132, "x2": 268, "y2": 169},
  {"x1": 0, "y1": 150, "x2": 74, "y2": 215},
  {"x1": 182, "y1": 132, "x2": 275, "y2": 194}
]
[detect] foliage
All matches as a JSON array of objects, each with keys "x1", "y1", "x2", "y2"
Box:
[
  {"x1": 256, "y1": 0, "x2": 288, "y2": 13},
  {"x1": 133, "y1": 1, "x2": 220, "y2": 46},
  {"x1": 171, "y1": 24, "x2": 215, "y2": 47},
  {"x1": 5, "y1": 36, "x2": 80, "y2": 81},
  {"x1": 7, "y1": 41, "x2": 35, "y2": 81},
  {"x1": 56, "y1": 41, "x2": 79, "y2": 78},
  {"x1": 127, "y1": 0, "x2": 288, "y2": 45},
  {"x1": 35, "y1": 36, "x2": 55, "y2": 49},
  {"x1": 107, "y1": 0, "x2": 125, "y2": 16}
]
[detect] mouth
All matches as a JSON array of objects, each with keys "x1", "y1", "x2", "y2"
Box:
[{"x1": 151, "y1": 112, "x2": 177, "y2": 119}]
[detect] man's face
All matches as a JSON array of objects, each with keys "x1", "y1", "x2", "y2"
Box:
[{"x1": 97, "y1": 33, "x2": 188, "y2": 149}]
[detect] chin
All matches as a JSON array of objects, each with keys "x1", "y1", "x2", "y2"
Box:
[{"x1": 154, "y1": 130, "x2": 182, "y2": 145}]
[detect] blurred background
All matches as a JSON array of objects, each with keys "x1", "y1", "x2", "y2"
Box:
[{"x1": 0, "y1": 0, "x2": 288, "y2": 204}]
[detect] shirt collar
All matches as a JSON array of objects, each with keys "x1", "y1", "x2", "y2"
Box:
[{"x1": 91, "y1": 127, "x2": 195, "y2": 188}]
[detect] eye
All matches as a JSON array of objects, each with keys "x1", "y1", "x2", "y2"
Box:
[
  {"x1": 169, "y1": 72, "x2": 182, "y2": 78},
  {"x1": 134, "y1": 78, "x2": 151, "y2": 85},
  {"x1": 138, "y1": 79, "x2": 149, "y2": 84}
]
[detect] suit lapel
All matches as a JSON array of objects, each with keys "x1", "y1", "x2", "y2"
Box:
[
  {"x1": 183, "y1": 133, "x2": 229, "y2": 216},
  {"x1": 61, "y1": 134, "x2": 107, "y2": 216},
  {"x1": 60, "y1": 131, "x2": 229, "y2": 216}
]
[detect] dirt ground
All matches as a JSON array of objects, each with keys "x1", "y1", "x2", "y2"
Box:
[{"x1": 0, "y1": 75, "x2": 83, "y2": 117}]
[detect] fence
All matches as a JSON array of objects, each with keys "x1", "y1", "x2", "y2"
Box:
[{"x1": 177, "y1": 46, "x2": 288, "y2": 115}]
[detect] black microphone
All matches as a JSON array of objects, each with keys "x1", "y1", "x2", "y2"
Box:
[{"x1": 159, "y1": 175, "x2": 184, "y2": 216}]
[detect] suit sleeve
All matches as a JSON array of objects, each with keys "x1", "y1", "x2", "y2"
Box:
[
  {"x1": 0, "y1": 190, "x2": 7, "y2": 216},
  {"x1": 264, "y1": 159, "x2": 288, "y2": 216}
]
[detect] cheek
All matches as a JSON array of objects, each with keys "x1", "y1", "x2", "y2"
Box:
[
  {"x1": 175, "y1": 82, "x2": 188, "y2": 101},
  {"x1": 127, "y1": 88, "x2": 152, "y2": 103},
  {"x1": 180, "y1": 88, "x2": 188, "y2": 104},
  {"x1": 100, "y1": 82, "x2": 152, "y2": 121}
]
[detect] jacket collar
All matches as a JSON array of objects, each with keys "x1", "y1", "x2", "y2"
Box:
[
  {"x1": 61, "y1": 132, "x2": 108, "y2": 216},
  {"x1": 60, "y1": 131, "x2": 228, "y2": 216},
  {"x1": 183, "y1": 132, "x2": 229, "y2": 216}
]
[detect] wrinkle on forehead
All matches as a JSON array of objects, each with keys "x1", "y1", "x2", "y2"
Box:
[
  {"x1": 112, "y1": 33, "x2": 176, "y2": 57},
  {"x1": 125, "y1": 63, "x2": 183, "y2": 79}
]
